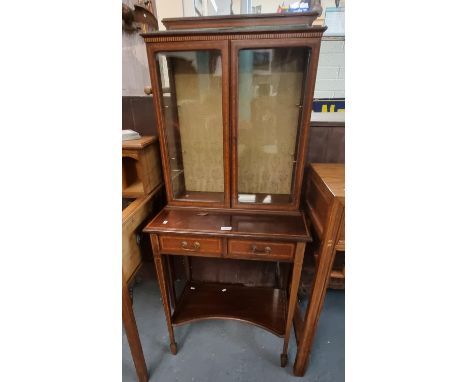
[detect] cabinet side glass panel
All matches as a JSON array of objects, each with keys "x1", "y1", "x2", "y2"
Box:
[
  {"x1": 156, "y1": 50, "x2": 224, "y2": 203},
  {"x1": 237, "y1": 47, "x2": 310, "y2": 205}
]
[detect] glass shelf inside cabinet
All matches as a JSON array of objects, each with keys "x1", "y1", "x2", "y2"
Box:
[
  {"x1": 157, "y1": 50, "x2": 224, "y2": 203},
  {"x1": 237, "y1": 47, "x2": 310, "y2": 205}
]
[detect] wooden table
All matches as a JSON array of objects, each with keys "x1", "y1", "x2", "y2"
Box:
[
  {"x1": 122, "y1": 193, "x2": 154, "y2": 382},
  {"x1": 144, "y1": 207, "x2": 311, "y2": 367},
  {"x1": 123, "y1": 272, "x2": 148, "y2": 382},
  {"x1": 122, "y1": 136, "x2": 164, "y2": 382},
  {"x1": 123, "y1": 189, "x2": 164, "y2": 382},
  {"x1": 293, "y1": 163, "x2": 345, "y2": 376}
]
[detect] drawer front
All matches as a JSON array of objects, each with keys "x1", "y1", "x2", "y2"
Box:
[
  {"x1": 227, "y1": 239, "x2": 295, "y2": 262},
  {"x1": 159, "y1": 235, "x2": 222, "y2": 257}
]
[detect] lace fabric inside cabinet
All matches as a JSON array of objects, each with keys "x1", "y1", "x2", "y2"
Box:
[
  {"x1": 157, "y1": 50, "x2": 225, "y2": 202},
  {"x1": 236, "y1": 47, "x2": 309, "y2": 204}
]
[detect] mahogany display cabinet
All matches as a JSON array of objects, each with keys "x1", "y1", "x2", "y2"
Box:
[{"x1": 142, "y1": 13, "x2": 327, "y2": 370}]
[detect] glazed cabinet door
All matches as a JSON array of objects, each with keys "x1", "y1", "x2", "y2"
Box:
[
  {"x1": 146, "y1": 41, "x2": 230, "y2": 207},
  {"x1": 231, "y1": 39, "x2": 320, "y2": 210}
]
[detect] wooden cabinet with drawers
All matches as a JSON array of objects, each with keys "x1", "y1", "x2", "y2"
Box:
[{"x1": 142, "y1": 12, "x2": 325, "y2": 371}]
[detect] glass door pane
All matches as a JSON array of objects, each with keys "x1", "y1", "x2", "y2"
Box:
[
  {"x1": 236, "y1": 47, "x2": 310, "y2": 205},
  {"x1": 156, "y1": 50, "x2": 224, "y2": 203}
]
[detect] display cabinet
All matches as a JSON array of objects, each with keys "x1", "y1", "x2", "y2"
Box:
[{"x1": 142, "y1": 13, "x2": 326, "y2": 370}]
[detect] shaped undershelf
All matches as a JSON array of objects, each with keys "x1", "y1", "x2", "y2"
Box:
[{"x1": 172, "y1": 281, "x2": 287, "y2": 337}]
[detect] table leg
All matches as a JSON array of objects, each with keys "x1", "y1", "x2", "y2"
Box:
[
  {"x1": 151, "y1": 235, "x2": 178, "y2": 355},
  {"x1": 183, "y1": 256, "x2": 191, "y2": 282},
  {"x1": 165, "y1": 255, "x2": 177, "y2": 309},
  {"x1": 293, "y1": 201, "x2": 344, "y2": 376},
  {"x1": 122, "y1": 274, "x2": 149, "y2": 382},
  {"x1": 281, "y1": 242, "x2": 305, "y2": 367}
]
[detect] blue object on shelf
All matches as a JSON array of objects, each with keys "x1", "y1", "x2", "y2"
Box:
[{"x1": 312, "y1": 98, "x2": 345, "y2": 112}]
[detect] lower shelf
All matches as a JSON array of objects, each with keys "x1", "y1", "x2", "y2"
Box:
[
  {"x1": 173, "y1": 190, "x2": 225, "y2": 203},
  {"x1": 172, "y1": 282, "x2": 287, "y2": 337}
]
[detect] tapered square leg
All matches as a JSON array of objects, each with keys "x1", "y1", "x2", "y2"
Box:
[
  {"x1": 281, "y1": 242, "x2": 305, "y2": 367},
  {"x1": 280, "y1": 353, "x2": 288, "y2": 367},
  {"x1": 293, "y1": 201, "x2": 343, "y2": 376},
  {"x1": 123, "y1": 273, "x2": 149, "y2": 382},
  {"x1": 151, "y1": 235, "x2": 178, "y2": 355}
]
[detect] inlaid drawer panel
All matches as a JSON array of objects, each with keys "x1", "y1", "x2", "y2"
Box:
[
  {"x1": 159, "y1": 235, "x2": 222, "y2": 257},
  {"x1": 227, "y1": 239, "x2": 295, "y2": 262}
]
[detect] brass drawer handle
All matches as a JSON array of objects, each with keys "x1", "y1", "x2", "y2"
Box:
[
  {"x1": 251, "y1": 245, "x2": 272, "y2": 255},
  {"x1": 181, "y1": 240, "x2": 201, "y2": 252}
]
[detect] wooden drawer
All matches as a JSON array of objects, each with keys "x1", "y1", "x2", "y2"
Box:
[
  {"x1": 159, "y1": 235, "x2": 222, "y2": 257},
  {"x1": 227, "y1": 239, "x2": 295, "y2": 262}
]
